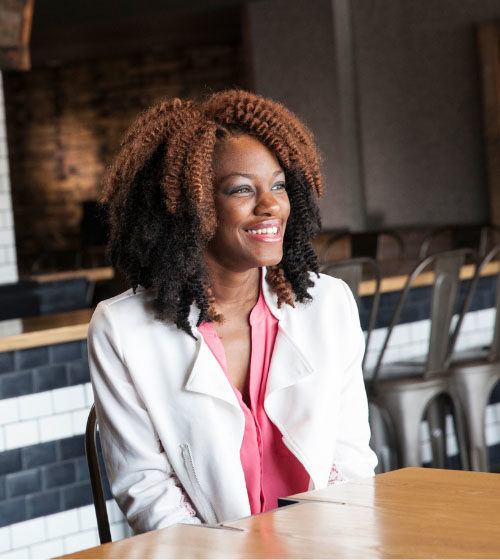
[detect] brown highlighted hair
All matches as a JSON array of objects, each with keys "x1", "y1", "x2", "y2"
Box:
[{"x1": 101, "y1": 90, "x2": 322, "y2": 335}]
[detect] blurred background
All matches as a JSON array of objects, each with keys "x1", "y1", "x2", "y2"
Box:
[{"x1": 2, "y1": 0, "x2": 500, "y2": 557}]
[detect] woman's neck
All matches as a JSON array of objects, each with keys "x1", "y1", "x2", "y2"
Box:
[{"x1": 206, "y1": 261, "x2": 260, "y2": 314}]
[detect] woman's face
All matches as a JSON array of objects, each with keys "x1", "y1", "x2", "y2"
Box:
[{"x1": 205, "y1": 134, "x2": 290, "y2": 273}]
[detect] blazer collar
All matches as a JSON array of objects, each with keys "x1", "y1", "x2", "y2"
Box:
[
  {"x1": 260, "y1": 267, "x2": 282, "y2": 321},
  {"x1": 184, "y1": 267, "x2": 314, "y2": 404},
  {"x1": 184, "y1": 332, "x2": 241, "y2": 408},
  {"x1": 186, "y1": 267, "x2": 280, "y2": 327}
]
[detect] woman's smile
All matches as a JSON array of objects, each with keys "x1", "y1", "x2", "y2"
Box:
[{"x1": 244, "y1": 220, "x2": 283, "y2": 242}]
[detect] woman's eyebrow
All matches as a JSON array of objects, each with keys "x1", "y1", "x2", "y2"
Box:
[{"x1": 221, "y1": 169, "x2": 284, "y2": 180}]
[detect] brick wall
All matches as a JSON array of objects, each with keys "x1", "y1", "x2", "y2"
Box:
[
  {"x1": 0, "y1": 73, "x2": 18, "y2": 285},
  {"x1": 2, "y1": 44, "x2": 245, "y2": 271}
]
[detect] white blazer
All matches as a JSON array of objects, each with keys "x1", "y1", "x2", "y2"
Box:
[{"x1": 88, "y1": 270, "x2": 377, "y2": 534}]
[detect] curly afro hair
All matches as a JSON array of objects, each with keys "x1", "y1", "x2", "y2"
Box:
[{"x1": 101, "y1": 90, "x2": 323, "y2": 336}]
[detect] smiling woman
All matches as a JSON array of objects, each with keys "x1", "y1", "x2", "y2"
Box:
[{"x1": 88, "y1": 90, "x2": 377, "y2": 535}]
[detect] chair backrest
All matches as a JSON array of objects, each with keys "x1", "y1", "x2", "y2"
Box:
[
  {"x1": 373, "y1": 231, "x2": 406, "y2": 261},
  {"x1": 320, "y1": 257, "x2": 381, "y2": 371},
  {"x1": 319, "y1": 232, "x2": 351, "y2": 263},
  {"x1": 419, "y1": 225, "x2": 500, "y2": 260},
  {"x1": 320, "y1": 231, "x2": 405, "y2": 263},
  {"x1": 370, "y1": 249, "x2": 477, "y2": 394},
  {"x1": 86, "y1": 404, "x2": 112, "y2": 544},
  {"x1": 450, "y1": 244, "x2": 500, "y2": 362}
]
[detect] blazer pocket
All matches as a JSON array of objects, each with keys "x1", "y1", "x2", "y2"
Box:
[{"x1": 180, "y1": 443, "x2": 217, "y2": 525}]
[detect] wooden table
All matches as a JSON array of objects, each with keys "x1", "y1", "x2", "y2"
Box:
[
  {"x1": 59, "y1": 467, "x2": 500, "y2": 559},
  {"x1": 28, "y1": 266, "x2": 114, "y2": 283},
  {"x1": 0, "y1": 308, "x2": 93, "y2": 352},
  {"x1": 359, "y1": 259, "x2": 500, "y2": 296}
]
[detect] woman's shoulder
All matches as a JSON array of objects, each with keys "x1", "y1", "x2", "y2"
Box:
[
  {"x1": 306, "y1": 271, "x2": 353, "y2": 303},
  {"x1": 89, "y1": 287, "x2": 157, "y2": 333},
  {"x1": 289, "y1": 271, "x2": 358, "y2": 326}
]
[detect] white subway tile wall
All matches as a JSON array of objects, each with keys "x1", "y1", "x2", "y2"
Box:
[
  {"x1": 0, "y1": 383, "x2": 92, "y2": 452},
  {"x1": 0, "y1": 500, "x2": 131, "y2": 559},
  {"x1": 5, "y1": 419, "x2": 39, "y2": 449},
  {"x1": 0, "y1": 526, "x2": 11, "y2": 553},
  {"x1": 0, "y1": 72, "x2": 18, "y2": 285}
]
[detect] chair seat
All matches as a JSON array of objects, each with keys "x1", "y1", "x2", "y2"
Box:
[
  {"x1": 375, "y1": 372, "x2": 448, "y2": 392},
  {"x1": 451, "y1": 345, "x2": 491, "y2": 365},
  {"x1": 375, "y1": 360, "x2": 426, "y2": 380}
]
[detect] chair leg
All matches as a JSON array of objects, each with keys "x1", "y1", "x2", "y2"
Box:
[
  {"x1": 379, "y1": 393, "x2": 429, "y2": 468},
  {"x1": 369, "y1": 403, "x2": 398, "y2": 473},
  {"x1": 454, "y1": 378, "x2": 489, "y2": 471},
  {"x1": 448, "y1": 393, "x2": 471, "y2": 471},
  {"x1": 426, "y1": 396, "x2": 448, "y2": 469},
  {"x1": 451, "y1": 369, "x2": 500, "y2": 472}
]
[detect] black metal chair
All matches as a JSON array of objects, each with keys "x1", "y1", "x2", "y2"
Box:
[
  {"x1": 86, "y1": 404, "x2": 112, "y2": 544},
  {"x1": 367, "y1": 249, "x2": 477, "y2": 470}
]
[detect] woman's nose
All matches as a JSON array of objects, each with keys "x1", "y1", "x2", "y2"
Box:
[{"x1": 255, "y1": 191, "x2": 280, "y2": 215}]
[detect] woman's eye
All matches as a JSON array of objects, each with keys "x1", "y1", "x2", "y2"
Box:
[
  {"x1": 272, "y1": 182, "x2": 286, "y2": 191},
  {"x1": 229, "y1": 186, "x2": 253, "y2": 195}
]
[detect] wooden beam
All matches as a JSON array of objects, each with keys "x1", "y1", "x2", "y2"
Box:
[
  {"x1": 0, "y1": 0, "x2": 33, "y2": 70},
  {"x1": 478, "y1": 21, "x2": 500, "y2": 226}
]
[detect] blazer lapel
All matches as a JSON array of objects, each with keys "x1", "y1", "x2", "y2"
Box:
[
  {"x1": 184, "y1": 333, "x2": 241, "y2": 409},
  {"x1": 266, "y1": 327, "x2": 314, "y2": 395},
  {"x1": 261, "y1": 266, "x2": 315, "y2": 396}
]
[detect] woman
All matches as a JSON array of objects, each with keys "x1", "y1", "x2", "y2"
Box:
[{"x1": 88, "y1": 90, "x2": 377, "y2": 534}]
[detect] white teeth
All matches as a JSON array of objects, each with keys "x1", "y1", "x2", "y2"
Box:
[{"x1": 246, "y1": 227, "x2": 279, "y2": 235}]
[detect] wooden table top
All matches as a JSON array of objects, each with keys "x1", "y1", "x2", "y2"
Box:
[
  {"x1": 359, "y1": 260, "x2": 499, "y2": 296},
  {"x1": 27, "y1": 266, "x2": 114, "y2": 283},
  {"x1": 59, "y1": 467, "x2": 500, "y2": 559},
  {"x1": 0, "y1": 308, "x2": 93, "y2": 352}
]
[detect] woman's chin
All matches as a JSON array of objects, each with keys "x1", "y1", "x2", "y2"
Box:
[{"x1": 256, "y1": 253, "x2": 283, "y2": 269}]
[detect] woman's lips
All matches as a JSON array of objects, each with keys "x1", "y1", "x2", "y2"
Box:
[{"x1": 243, "y1": 226, "x2": 283, "y2": 243}]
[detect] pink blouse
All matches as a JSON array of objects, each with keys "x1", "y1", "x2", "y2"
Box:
[{"x1": 197, "y1": 288, "x2": 310, "y2": 513}]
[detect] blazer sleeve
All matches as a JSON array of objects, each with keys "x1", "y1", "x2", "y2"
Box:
[
  {"x1": 332, "y1": 282, "x2": 378, "y2": 481},
  {"x1": 87, "y1": 301, "x2": 201, "y2": 534}
]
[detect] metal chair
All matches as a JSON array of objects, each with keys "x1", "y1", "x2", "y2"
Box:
[
  {"x1": 320, "y1": 230, "x2": 405, "y2": 264},
  {"x1": 320, "y1": 258, "x2": 385, "y2": 470},
  {"x1": 367, "y1": 249, "x2": 476, "y2": 470},
  {"x1": 320, "y1": 257, "x2": 381, "y2": 370},
  {"x1": 448, "y1": 245, "x2": 500, "y2": 471},
  {"x1": 86, "y1": 404, "x2": 112, "y2": 544},
  {"x1": 419, "y1": 225, "x2": 500, "y2": 260}
]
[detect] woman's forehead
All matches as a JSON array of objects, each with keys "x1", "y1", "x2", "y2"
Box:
[{"x1": 213, "y1": 134, "x2": 283, "y2": 176}]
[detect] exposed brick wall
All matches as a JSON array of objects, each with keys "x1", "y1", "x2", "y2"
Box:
[{"x1": 3, "y1": 44, "x2": 245, "y2": 271}]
